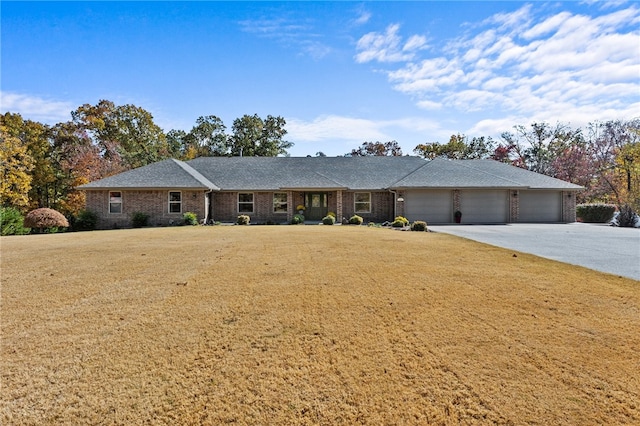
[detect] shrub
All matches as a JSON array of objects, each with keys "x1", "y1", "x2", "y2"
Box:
[
  {"x1": 291, "y1": 214, "x2": 305, "y2": 224},
  {"x1": 349, "y1": 215, "x2": 363, "y2": 225},
  {"x1": 183, "y1": 212, "x2": 198, "y2": 226},
  {"x1": 0, "y1": 207, "x2": 30, "y2": 235},
  {"x1": 617, "y1": 204, "x2": 638, "y2": 228},
  {"x1": 411, "y1": 221, "x2": 428, "y2": 232},
  {"x1": 131, "y1": 212, "x2": 150, "y2": 228},
  {"x1": 24, "y1": 208, "x2": 69, "y2": 233},
  {"x1": 237, "y1": 214, "x2": 251, "y2": 225},
  {"x1": 322, "y1": 215, "x2": 336, "y2": 225},
  {"x1": 393, "y1": 216, "x2": 410, "y2": 226},
  {"x1": 327, "y1": 211, "x2": 336, "y2": 218},
  {"x1": 73, "y1": 210, "x2": 98, "y2": 231},
  {"x1": 392, "y1": 216, "x2": 409, "y2": 228},
  {"x1": 576, "y1": 203, "x2": 616, "y2": 223}
]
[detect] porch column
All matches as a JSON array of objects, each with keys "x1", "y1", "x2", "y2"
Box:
[
  {"x1": 287, "y1": 190, "x2": 294, "y2": 223},
  {"x1": 336, "y1": 190, "x2": 343, "y2": 223},
  {"x1": 510, "y1": 190, "x2": 519, "y2": 223}
]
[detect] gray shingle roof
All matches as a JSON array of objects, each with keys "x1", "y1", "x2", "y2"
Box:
[
  {"x1": 186, "y1": 156, "x2": 426, "y2": 190},
  {"x1": 391, "y1": 158, "x2": 583, "y2": 190},
  {"x1": 79, "y1": 159, "x2": 219, "y2": 190},
  {"x1": 79, "y1": 156, "x2": 583, "y2": 191}
]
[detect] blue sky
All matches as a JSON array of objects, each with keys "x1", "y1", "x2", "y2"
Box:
[{"x1": 2, "y1": 1, "x2": 639, "y2": 157}]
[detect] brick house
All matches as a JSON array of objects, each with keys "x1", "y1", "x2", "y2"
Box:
[{"x1": 79, "y1": 156, "x2": 582, "y2": 229}]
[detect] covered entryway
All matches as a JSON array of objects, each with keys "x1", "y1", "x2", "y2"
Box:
[
  {"x1": 459, "y1": 190, "x2": 509, "y2": 223},
  {"x1": 518, "y1": 190, "x2": 562, "y2": 222},
  {"x1": 305, "y1": 193, "x2": 328, "y2": 221},
  {"x1": 404, "y1": 190, "x2": 452, "y2": 223}
]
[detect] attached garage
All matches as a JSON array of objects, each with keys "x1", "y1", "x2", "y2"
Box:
[
  {"x1": 518, "y1": 190, "x2": 562, "y2": 222},
  {"x1": 459, "y1": 190, "x2": 509, "y2": 223},
  {"x1": 404, "y1": 189, "x2": 452, "y2": 223}
]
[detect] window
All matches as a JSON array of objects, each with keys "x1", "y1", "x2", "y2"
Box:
[
  {"x1": 109, "y1": 191, "x2": 122, "y2": 214},
  {"x1": 273, "y1": 192, "x2": 287, "y2": 213},
  {"x1": 169, "y1": 191, "x2": 182, "y2": 213},
  {"x1": 354, "y1": 192, "x2": 371, "y2": 213},
  {"x1": 238, "y1": 193, "x2": 254, "y2": 213}
]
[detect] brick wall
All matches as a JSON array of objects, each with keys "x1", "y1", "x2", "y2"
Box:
[
  {"x1": 210, "y1": 190, "x2": 394, "y2": 224},
  {"x1": 562, "y1": 191, "x2": 577, "y2": 222},
  {"x1": 85, "y1": 190, "x2": 206, "y2": 229},
  {"x1": 341, "y1": 191, "x2": 394, "y2": 223},
  {"x1": 212, "y1": 192, "x2": 289, "y2": 224}
]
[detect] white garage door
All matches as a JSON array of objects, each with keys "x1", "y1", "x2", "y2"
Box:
[
  {"x1": 460, "y1": 190, "x2": 509, "y2": 223},
  {"x1": 404, "y1": 190, "x2": 452, "y2": 223},
  {"x1": 518, "y1": 191, "x2": 562, "y2": 222}
]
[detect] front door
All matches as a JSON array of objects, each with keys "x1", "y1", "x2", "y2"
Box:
[{"x1": 306, "y1": 193, "x2": 328, "y2": 221}]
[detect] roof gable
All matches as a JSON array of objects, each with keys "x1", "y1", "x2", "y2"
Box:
[{"x1": 79, "y1": 159, "x2": 219, "y2": 190}]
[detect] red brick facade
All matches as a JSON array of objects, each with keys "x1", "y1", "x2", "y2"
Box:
[
  {"x1": 83, "y1": 188, "x2": 577, "y2": 229},
  {"x1": 85, "y1": 190, "x2": 207, "y2": 229},
  {"x1": 211, "y1": 190, "x2": 396, "y2": 224}
]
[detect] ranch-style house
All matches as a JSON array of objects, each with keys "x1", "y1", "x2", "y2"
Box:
[{"x1": 79, "y1": 156, "x2": 582, "y2": 229}]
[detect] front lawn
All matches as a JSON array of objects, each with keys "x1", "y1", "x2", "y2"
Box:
[{"x1": 1, "y1": 226, "x2": 638, "y2": 424}]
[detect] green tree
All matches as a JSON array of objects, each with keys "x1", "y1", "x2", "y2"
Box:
[
  {"x1": 414, "y1": 134, "x2": 494, "y2": 160},
  {"x1": 189, "y1": 115, "x2": 228, "y2": 157},
  {"x1": 348, "y1": 141, "x2": 403, "y2": 156},
  {"x1": 228, "y1": 114, "x2": 292, "y2": 156}
]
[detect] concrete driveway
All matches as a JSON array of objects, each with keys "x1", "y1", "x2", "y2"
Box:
[{"x1": 429, "y1": 223, "x2": 640, "y2": 281}]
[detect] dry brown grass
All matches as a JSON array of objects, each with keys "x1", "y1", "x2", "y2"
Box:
[{"x1": 1, "y1": 225, "x2": 638, "y2": 425}]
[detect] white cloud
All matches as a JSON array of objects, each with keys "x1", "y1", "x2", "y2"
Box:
[
  {"x1": 522, "y1": 11, "x2": 571, "y2": 39},
  {"x1": 416, "y1": 100, "x2": 442, "y2": 110},
  {"x1": 238, "y1": 16, "x2": 332, "y2": 59},
  {"x1": 286, "y1": 114, "x2": 444, "y2": 155},
  {"x1": 358, "y1": 3, "x2": 639, "y2": 138},
  {"x1": 355, "y1": 24, "x2": 427, "y2": 63},
  {"x1": 353, "y1": 8, "x2": 371, "y2": 25},
  {"x1": 0, "y1": 92, "x2": 73, "y2": 124},
  {"x1": 287, "y1": 115, "x2": 389, "y2": 142}
]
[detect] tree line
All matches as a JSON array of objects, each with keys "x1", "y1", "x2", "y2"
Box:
[
  {"x1": 1, "y1": 98, "x2": 638, "y2": 218},
  {"x1": 347, "y1": 120, "x2": 640, "y2": 210},
  {"x1": 1, "y1": 100, "x2": 292, "y2": 216}
]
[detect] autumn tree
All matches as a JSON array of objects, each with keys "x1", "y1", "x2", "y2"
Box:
[
  {"x1": 71, "y1": 100, "x2": 170, "y2": 169},
  {"x1": 588, "y1": 119, "x2": 640, "y2": 210},
  {"x1": 0, "y1": 122, "x2": 34, "y2": 208},
  {"x1": 49, "y1": 121, "x2": 125, "y2": 215},
  {"x1": 1, "y1": 113, "x2": 52, "y2": 210},
  {"x1": 348, "y1": 141, "x2": 403, "y2": 156},
  {"x1": 228, "y1": 114, "x2": 292, "y2": 156},
  {"x1": 498, "y1": 122, "x2": 583, "y2": 176}
]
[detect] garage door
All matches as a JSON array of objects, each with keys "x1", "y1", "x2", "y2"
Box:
[
  {"x1": 460, "y1": 190, "x2": 509, "y2": 223},
  {"x1": 518, "y1": 191, "x2": 562, "y2": 222},
  {"x1": 404, "y1": 190, "x2": 452, "y2": 223}
]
